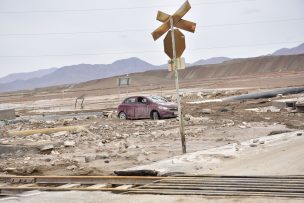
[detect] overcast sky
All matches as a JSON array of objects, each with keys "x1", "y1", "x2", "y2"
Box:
[{"x1": 0, "y1": 0, "x2": 303, "y2": 77}]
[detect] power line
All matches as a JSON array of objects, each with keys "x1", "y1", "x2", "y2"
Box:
[
  {"x1": 1, "y1": 17, "x2": 303, "y2": 37},
  {"x1": 0, "y1": 40, "x2": 302, "y2": 58},
  {"x1": 0, "y1": 0, "x2": 255, "y2": 14}
]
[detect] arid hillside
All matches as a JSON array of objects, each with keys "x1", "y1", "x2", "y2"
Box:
[{"x1": 74, "y1": 54, "x2": 304, "y2": 90}]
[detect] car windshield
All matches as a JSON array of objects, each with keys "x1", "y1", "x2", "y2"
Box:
[{"x1": 148, "y1": 96, "x2": 168, "y2": 103}]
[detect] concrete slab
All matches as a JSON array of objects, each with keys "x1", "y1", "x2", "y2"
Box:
[{"x1": 0, "y1": 109, "x2": 15, "y2": 120}]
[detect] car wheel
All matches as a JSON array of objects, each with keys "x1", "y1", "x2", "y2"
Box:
[
  {"x1": 152, "y1": 111, "x2": 160, "y2": 120},
  {"x1": 119, "y1": 112, "x2": 127, "y2": 120}
]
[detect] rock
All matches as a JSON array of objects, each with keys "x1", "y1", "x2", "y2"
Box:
[
  {"x1": 42, "y1": 134, "x2": 51, "y2": 140},
  {"x1": 128, "y1": 145, "x2": 139, "y2": 149},
  {"x1": 252, "y1": 139, "x2": 259, "y2": 143},
  {"x1": 104, "y1": 160, "x2": 110, "y2": 163},
  {"x1": 40, "y1": 144, "x2": 54, "y2": 153},
  {"x1": 122, "y1": 134, "x2": 129, "y2": 138},
  {"x1": 52, "y1": 131, "x2": 68, "y2": 137},
  {"x1": 216, "y1": 138, "x2": 224, "y2": 142},
  {"x1": 108, "y1": 111, "x2": 117, "y2": 118},
  {"x1": 249, "y1": 143, "x2": 258, "y2": 147},
  {"x1": 4, "y1": 167, "x2": 17, "y2": 172},
  {"x1": 223, "y1": 155, "x2": 232, "y2": 159},
  {"x1": 86, "y1": 115, "x2": 98, "y2": 120},
  {"x1": 31, "y1": 133, "x2": 42, "y2": 139},
  {"x1": 96, "y1": 152, "x2": 110, "y2": 159},
  {"x1": 268, "y1": 130, "x2": 292, "y2": 136},
  {"x1": 63, "y1": 119, "x2": 73, "y2": 126},
  {"x1": 197, "y1": 92, "x2": 203, "y2": 98},
  {"x1": 184, "y1": 114, "x2": 191, "y2": 121},
  {"x1": 114, "y1": 133, "x2": 122, "y2": 139},
  {"x1": 24, "y1": 157, "x2": 31, "y2": 161},
  {"x1": 64, "y1": 141, "x2": 76, "y2": 147},
  {"x1": 201, "y1": 109, "x2": 212, "y2": 114},
  {"x1": 219, "y1": 107, "x2": 232, "y2": 113},
  {"x1": 277, "y1": 94, "x2": 283, "y2": 98},
  {"x1": 134, "y1": 121, "x2": 145, "y2": 126},
  {"x1": 51, "y1": 150, "x2": 60, "y2": 155},
  {"x1": 259, "y1": 140, "x2": 265, "y2": 144},
  {"x1": 29, "y1": 119, "x2": 39, "y2": 124},
  {"x1": 66, "y1": 165, "x2": 77, "y2": 170},
  {"x1": 44, "y1": 158, "x2": 52, "y2": 162},
  {"x1": 45, "y1": 120, "x2": 56, "y2": 125},
  {"x1": 141, "y1": 149, "x2": 149, "y2": 156},
  {"x1": 297, "y1": 133, "x2": 302, "y2": 136},
  {"x1": 85, "y1": 156, "x2": 95, "y2": 163},
  {"x1": 0, "y1": 121, "x2": 5, "y2": 127},
  {"x1": 98, "y1": 142, "x2": 106, "y2": 147}
]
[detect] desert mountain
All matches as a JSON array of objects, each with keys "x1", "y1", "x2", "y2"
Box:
[
  {"x1": 0, "y1": 57, "x2": 158, "y2": 93},
  {"x1": 272, "y1": 43, "x2": 304, "y2": 56},
  {"x1": 0, "y1": 68, "x2": 57, "y2": 84},
  {"x1": 192, "y1": 57, "x2": 231, "y2": 66}
]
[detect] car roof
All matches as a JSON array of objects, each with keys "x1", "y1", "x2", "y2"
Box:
[{"x1": 125, "y1": 96, "x2": 148, "y2": 99}]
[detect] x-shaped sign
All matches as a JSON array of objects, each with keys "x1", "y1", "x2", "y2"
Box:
[{"x1": 151, "y1": 0, "x2": 196, "y2": 41}]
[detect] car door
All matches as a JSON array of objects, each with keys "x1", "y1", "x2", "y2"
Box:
[
  {"x1": 135, "y1": 97, "x2": 149, "y2": 118},
  {"x1": 124, "y1": 97, "x2": 136, "y2": 119}
]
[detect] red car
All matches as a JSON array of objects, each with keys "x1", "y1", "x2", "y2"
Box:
[{"x1": 117, "y1": 95, "x2": 178, "y2": 120}]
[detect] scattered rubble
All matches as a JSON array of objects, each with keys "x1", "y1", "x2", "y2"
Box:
[{"x1": 0, "y1": 91, "x2": 303, "y2": 176}]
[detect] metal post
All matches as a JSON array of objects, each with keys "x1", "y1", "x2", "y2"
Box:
[
  {"x1": 170, "y1": 17, "x2": 186, "y2": 154},
  {"x1": 118, "y1": 87, "x2": 121, "y2": 102},
  {"x1": 160, "y1": 85, "x2": 163, "y2": 97}
]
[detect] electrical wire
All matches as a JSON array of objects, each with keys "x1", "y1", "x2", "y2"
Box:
[
  {"x1": 0, "y1": 0, "x2": 255, "y2": 14},
  {"x1": 0, "y1": 40, "x2": 302, "y2": 58},
  {"x1": 0, "y1": 17, "x2": 303, "y2": 37}
]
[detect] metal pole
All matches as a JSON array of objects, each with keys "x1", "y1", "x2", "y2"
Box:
[
  {"x1": 160, "y1": 85, "x2": 163, "y2": 97},
  {"x1": 170, "y1": 17, "x2": 186, "y2": 154},
  {"x1": 118, "y1": 86, "x2": 121, "y2": 102}
]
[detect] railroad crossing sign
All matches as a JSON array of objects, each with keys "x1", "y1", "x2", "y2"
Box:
[
  {"x1": 151, "y1": 0, "x2": 196, "y2": 41},
  {"x1": 164, "y1": 29, "x2": 185, "y2": 59},
  {"x1": 151, "y1": 1, "x2": 196, "y2": 154}
]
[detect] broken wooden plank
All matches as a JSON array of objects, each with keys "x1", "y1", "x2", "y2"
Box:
[
  {"x1": 114, "y1": 170, "x2": 158, "y2": 176},
  {"x1": 57, "y1": 184, "x2": 81, "y2": 189},
  {"x1": 86, "y1": 184, "x2": 108, "y2": 189}
]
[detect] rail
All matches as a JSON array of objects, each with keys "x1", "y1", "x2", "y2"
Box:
[{"x1": 0, "y1": 175, "x2": 304, "y2": 198}]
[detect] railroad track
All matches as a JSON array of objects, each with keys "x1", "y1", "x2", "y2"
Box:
[{"x1": 0, "y1": 175, "x2": 304, "y2": 198}]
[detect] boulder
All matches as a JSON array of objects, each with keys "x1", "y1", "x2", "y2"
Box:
[
  {"x1": 40, "y1": 144, "x2": 54, "y2": 153},
  {"x1": 96, "y1": 152, "x2": 110, "y2": 159},
  {"x1": 64, "y1": 141, "x2": 76, "y2": 147},
  {"x1": 66, "y1": 165, "x2": 77, "y2": 170}
]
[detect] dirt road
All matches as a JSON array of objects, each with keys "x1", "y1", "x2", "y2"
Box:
[{"x1": 213, "y1": 137, "x2": 304, "y2": 175}]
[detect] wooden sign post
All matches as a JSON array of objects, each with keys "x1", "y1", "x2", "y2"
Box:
[{"x1": 151, "y1": 1, "x2": 196, "y2": 154}]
